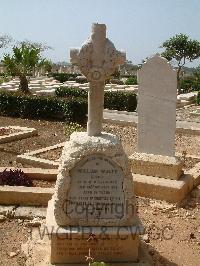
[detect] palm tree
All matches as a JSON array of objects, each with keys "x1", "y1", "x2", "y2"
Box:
[{"x1": 2, "y1": 43, "x2": 52, "y2": 93}]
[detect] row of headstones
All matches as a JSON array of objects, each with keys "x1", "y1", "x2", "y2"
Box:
[
  {"x1": 0, "y1": 76, "x2": 138, "y2": 96},
  {"x1": 0, "y1": 75, "x2": 197, "y2": 108},
  {"x1": 0, "y1": 77, "x2": 62, "y2": 92}
]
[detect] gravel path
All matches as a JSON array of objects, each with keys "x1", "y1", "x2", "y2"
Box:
[{"x1": 176, "y1": 105, "x2": 200, "y2": 123}]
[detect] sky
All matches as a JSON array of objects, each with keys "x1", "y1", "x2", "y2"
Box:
[{"x1": 0, "y1": 0, "x2": 200, "y2": 67}]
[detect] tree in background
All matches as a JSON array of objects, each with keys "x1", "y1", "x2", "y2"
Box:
[
  {"x1": 121, "y1": 60, "x2": 139, "y2": 75},
  {"x1": 0, "y1": 34, "x2": 12, "y2": 49},
  {"x1": 161, "y1": 34, "x2": 200, "y2": 94},
  {"x1": 193, "y1": 65, "x2": 200, "y2": 91},
  {"x1": 125, "y1": 75, "x2": 137, "y2": 85},
  {"x1": 0, "y1": 34, "x2": 12, "y2": 84},
  {"x1": 2, "y1": 42, "x2": 52, "y2": 93},
  {"x1": 194, "y1": 65, "x2": 200, "y2": 80},
  {"x1": 18, "y1": 40, "x2": 53, "y2": 76},
  {"x1": 18, "y1": 40, "x2": 52, "y2": 52}
]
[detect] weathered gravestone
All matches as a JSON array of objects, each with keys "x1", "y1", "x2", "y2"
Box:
[
  {"x1": 46, "y1": 23, "x2": 141, "y2": 264},
  {"x1": 130, "y1": 55, "x2": 183, "y2": 180},
  {"x1": 70, "y1": 23, "x2": 125, "y2": 136},
  {"x1": 137, "y1": 54, "x2": 177, "y2": 157},
  {"x1": 128, "y1": 55, "x2": 194, "y2": 203}
]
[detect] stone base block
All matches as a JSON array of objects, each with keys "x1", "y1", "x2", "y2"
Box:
[
  {"x1": 129, "y1": 152, "x2": 183, "y2": 180},
  {"x1": 50, "y1": 228, "x2": 139, "y2": 264},
  {"x1": 186, "y1": 162, "x2": 200, "y2": 187},
  {"x1": 133, "y1": 173, "x2": 193, "y2": 203},
  {"x1": 22, "y1": 227, "x2": 151, "y2": 266},
  {"x1": 46, "y1": 200, "x2": 141, "y2": 264},
  {"x1": 0, "y1": 186, "x2": 54, "y2": 206}
]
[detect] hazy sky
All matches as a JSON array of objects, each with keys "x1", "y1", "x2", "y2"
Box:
[{"x1": 0, "y1": 0, "x2": 200, "y2": 67}]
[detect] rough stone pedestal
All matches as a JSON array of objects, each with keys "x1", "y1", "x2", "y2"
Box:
[{"x1": 46, "y1": 132, "x2": 141, "y2": 264}]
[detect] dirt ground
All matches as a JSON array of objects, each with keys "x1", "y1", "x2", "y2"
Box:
[
  {"x1": 176, "y1": 105, "x2": 200, "y2": 123},
  {"x1": 0, "y1": 116, "x2": 199, "y2": 169},
  {"x1": 0, "y1": 195, "x2": 199, "y2": 266},
  {"x1": 33, "y1": 127, "x2": 200, "y2": 171},
  {"x1": 138, "y1": 196, "x2": 200, "y2": 266},
  {"x1": 0, "y1": 115, "x2": 200, "y2": 266},
  {"x1": 0, "y1": 220, "x2": 28, "y2": 266},
  {"x1": 0, "y1": 116, "x2": 67, "y2": 168}
]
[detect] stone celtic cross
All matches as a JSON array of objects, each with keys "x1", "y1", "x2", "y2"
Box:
[{"x1": 70, "y1": 23, "x2": 126, "y2": 136}]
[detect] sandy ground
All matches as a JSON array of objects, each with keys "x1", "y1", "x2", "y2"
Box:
[
  {"x1": 0, "y1": 114, "x2": 199, "y2": 265},
  {"x1": 0, "y1": 195, "x2": 199, "y2": 266},
  {"x1": 0, "y1": 116, "x2": 199, "y2": 169},
  {"x1": 176, "y1": 105, "x2": 200, "y2": 123}
]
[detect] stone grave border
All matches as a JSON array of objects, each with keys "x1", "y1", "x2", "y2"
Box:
[
  {"x1": 0, "y1": 167, "x2": 56, "y2": 206},
  {"x1": 16, "y1": 141, "x2": 200, "y2": 203},
  {"x1": 0, "y1": 163, "x2": 199, "y2": 206},
  {"x1": 16, "y1": 142, "x2": 64, "y2": 168},
  {"x1": 0, "y1": 126, "x2": 38, "y2": 144},
  {"x1": 17, "y1": 141, "x2": 200, "y2": 169},
  {"x1": 0, "y1": 162, "x2": 199, "y2": 205}
]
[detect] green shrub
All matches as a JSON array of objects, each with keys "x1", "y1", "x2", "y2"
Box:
[
  {"x1": 0, "y1": 90, "x2": 87, "y2": 123},
  {"x1": 193, "y1": 80, "x2": 200, "y2": 91},
  {"x1": 56, "y1": 87, "x2": 87, "y2": 98},
  {"x1": 180, "y1": 77, "x2": 194, "y2": 93},
  {"x1": 180, "y1": 76, "x2": 200, "y2": 93},
  {"x1": 50, "y1": 73, "x2": 78, "y2": 83},
  {"x1": 104, "y1": 91, "x2": 137, "y2": 111},
  {"x1": 197, "y1": 91, "x2": 200, "y2": 105},
  {"x1": 64, "y1": 122, "x2": 84, "y2": 138},
  {"x1": 125, "y1": 75, "x2": 137, "y2": 85},
  {"x1": 55, "y1": 87, "x2": 137, "y2": 112},
  {"x1": 63, "y1": 97, "x2": 88, "y2": 123},
  {"x1": 0, "y1": 74, "x2": 11, "y2": 84}
]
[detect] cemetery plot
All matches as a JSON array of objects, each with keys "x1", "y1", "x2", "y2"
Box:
[
  {"x1": 0, "y1": 167, "x2": 56, "y2": 205},
  {"x1": 16, "y1": 142, "x2": 64, "y2": 169},
  {"x1": 0, "y1": 126, "x2": 37, "y2": 144},
  {"x1": 1, "y1": 194, "x2": 199, "y2": 266},
  {"x1": 16, "y1": 125, "x2": 200, "y2": 171}
]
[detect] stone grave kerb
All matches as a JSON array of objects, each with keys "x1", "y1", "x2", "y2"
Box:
[{"x1": 70, "y1": 23, "x2": 126, "y2": 136}]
